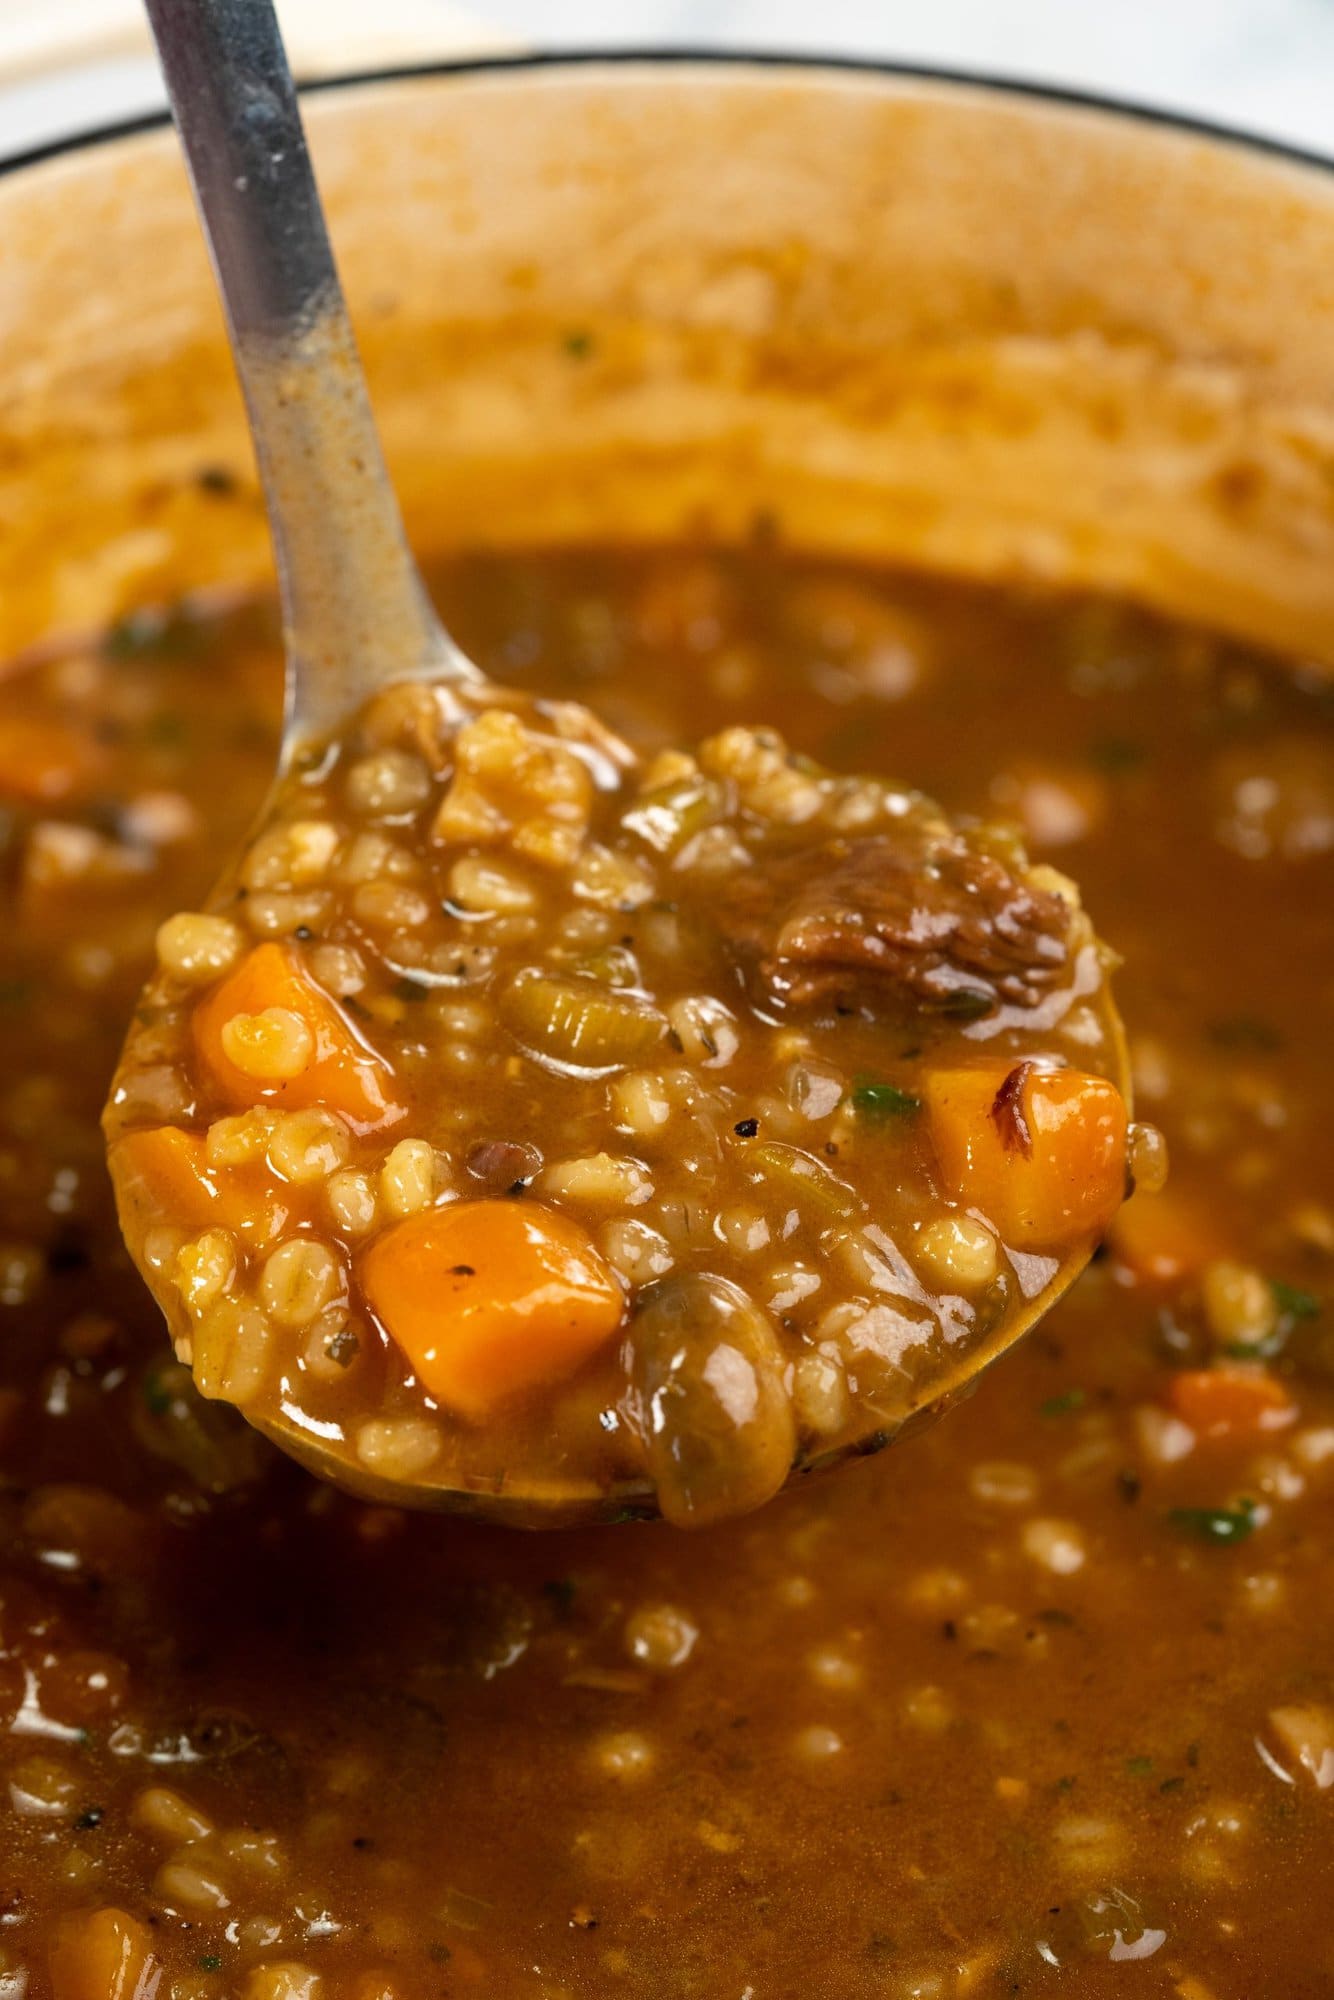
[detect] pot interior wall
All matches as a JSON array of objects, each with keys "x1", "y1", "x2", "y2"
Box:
[{"x1": 4, "y1": 61, "x2": 1334, "y2": 663}]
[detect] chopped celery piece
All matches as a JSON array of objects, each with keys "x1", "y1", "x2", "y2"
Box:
[
  {"x1": 502, "y1": 971, "x2": 666, "y2": 1071},
  {"x1": 622, "y1": 775, "x2": 724, "y2": 855},
  {"x1": 747, "y1": 1141, "x2": 860, "y2": 1220}
]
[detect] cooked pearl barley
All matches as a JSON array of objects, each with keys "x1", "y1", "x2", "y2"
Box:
[
  {"x1": 206, "y1": 1110, "x2": 275, "y2": 1168},
  {"x1": 903, "y1": 1567, "x2": 969, "y2": 1613},
  {"x1": 593, "y1": 1732, "x2": 655, "y2": 1779},
  {"x1": 356, "y1": 1417, "x2": 441, "y2": 1479},
  {"x1": 793, "y1": 1350, "x2": 851, "y2": 1437},
  {"x1": 8, "y1": 1754, "x2": 79, "y2": 1816},
  {"x1": 610, "y1": 1070, "x2": 673, "y2": 1134},
  {"x1": 220, "y1": 1007, "x2": 314, "y2": 1081},
  {"x1": 1202, "y1": 1260, "x2": 1279, "y2": 1350},
  {"x1": 572, "y1": 843, "x2": 656, "y2": 910},
  {"x1": 303, "y1": 1310, "x2": 363, "y2": 1383},
  {"x1": 540, "y1": 1153, "x2": 653, "y2": 1207},
  {"x1": 1051, "y1": 1816, "x2": 1128, "y2": 1879},
  {"x1": 968, "y1": 1461, "x2": 1039, "y2": 1507},
  {"x1": 624, "y1": 1604, "x2": 699, "y2": 1671},
  {"x1": 174, "y1": 1231, "x2": 236, "y2": 1316},
  {"x1": 716, "y1": 1206, "x2": 771, "y2": 1256},
  {"x1": 326, "y1": 1169, "x2": 379, "y2": 1236},
  {"x1": 132, "y1": 1786, "x2": 213, "y2": 1844},
  {"x1": 242, "y1": 819, "x2": 340, "y2": 890},
  {"x1": 308, "y1": 942, "x2": 366, "y2": 995},
  {"x1": 767, "y1": 1264, "x2": 822, "y2": 1313},
  {"x1": 155, "y1": 912, "x2": 244, "y2": 984},
  {"x1": 267, "y1": 1109, "x2": 349, "y2": 1185},
  {"x1": 1135, "y1": 1404, "x2": 1196, "y2": 1466},
  {"x1": 808, "y1": 1647, "x2": 863, "y2": 1691},
  {"x1": 155, "y1": 1856, "x2": 231, "y2": 1912},
  {"x1": 667, "y1": 995, "x2": 740, "y2": 1068},
  {"x1": 142, "y1": 1225, "x2": 187, "y2": 1276},
  {"x1": 260, "y1": 1239, "x2": 342, "y2": 1328},
  {"x1": 336, "y1": 831, "x2": 417, "y2": 885},
  {"x1": 916, "y1": 1215, "x2": 999, "y2": 1291},
  {"x1": 242, "y1": 889, "x2": 332, "y2": 939},
  {"x1": 192, "y1": 1299, "x2": 273, "y2": 1406},
  {"x1": 1128, "y1": 1120, "x2": 1169, "y2": 1194},
  {"x1": 379, "y1": 1139, "x2": 439, "y2": 1218},
  {"x1": 241, "y1": 1967, "x2": 325, "y2": 2000},
  {"x1": 345, "y1": 749, "x2": 431, "y2": 818},
  {"x1": 1021, "y1": 1518, "x2": 1086, "y2": 1575},
  {"x1": 600, "y1": 1218, "x2": 673, "y2": 1284},
  {"x1": 448, "y1": 854, "x2": 537, "y2": 914},
  {"x1": 793, "y1": 1725, "x2": 844, "y2": 1760},
  {"x1": 351, "y1": 881, "x2": 432, "y2": 930},
  {"x1": 902, "y1": 1685, "x2": 954, "y2": 1733}
]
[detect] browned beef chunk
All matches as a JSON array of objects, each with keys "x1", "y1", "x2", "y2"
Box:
[{"x1": 718, "y1": 831, "x2": 1071, "y2": 1016}]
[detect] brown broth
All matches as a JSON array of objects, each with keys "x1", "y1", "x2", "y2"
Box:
[{"x1": 1, "y1": 551, "x2": 1332, "y2": 1997}]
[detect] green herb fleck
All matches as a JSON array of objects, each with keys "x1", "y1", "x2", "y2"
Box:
[
  {"x1": 0, "y1": 978, "x2": 30, "y2": 1007},
  {"x1": 543, "y1": 1577, "x2": 577, "y2": 1617},
  {"x1": 142, "y1": 1369, "x2": 173, "y2": 1417},
  {"x1": 1124, "y1": 1754, "x2": 1154, "y2": 1777},
  {"x1": 1168, "y1": 1497, "x2": 1258, "y2": 1545},
  {"x1": 102, "y1": 605, "x2": 200, "y2": 663},
  {"x1": 850, "y1": 1078, "x2": 922, "y2": 1122},
  {"x1": 938, "y1": 988, "x2": 994, "y2": 1020},
  {"x1": 561, "y1": 328, "x2": 595, "y2": 361},
  {"x1": 143, "y1": 711, "x2": 188, "y2": 749},
  {"x1": 195, "y1": 464, "x2": 236, "y2": 497},
  {"x1": 197, "y1": 1957, "x2": 222, "y2": 1975},
  {"x1": 1271, "y1": 1279, "x2": 1320, "y2": 1322},
  {"x1": 1208, "y1": 1014, "x2": 1283, "y2": 1053},
  {"x1": 428, "y1": 1943, "x2": 453, "y2": 1965},
  {"x1": 1089, "y1": 735, "x2": 1147, "y2": 774},
  {"x1": 74, "y1": 1805, "x2": 104, "y2": 1829},
  {"x1": 1158, "y1": 1774, "x2": 1186, "y2": 1794},
  {"x1": 1040, "y1": 1388, "x2": 1087, "y2": 1419}
]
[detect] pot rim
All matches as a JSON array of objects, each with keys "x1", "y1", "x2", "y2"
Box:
[{"x1": 4, "y1": 46, "x2": 1333, "y2": 185}]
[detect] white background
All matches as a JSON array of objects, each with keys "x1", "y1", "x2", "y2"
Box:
[
  {"x1": 4, "y1": 0, "x2": 1334, "y2": 161},
  {"x1": 496, "y1": 0, "x2": 1334, "y2": 157}
]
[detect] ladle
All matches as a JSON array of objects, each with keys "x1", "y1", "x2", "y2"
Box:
[{"x1": 127, "y1": 0, "x2": 1133, "y2": 1525}]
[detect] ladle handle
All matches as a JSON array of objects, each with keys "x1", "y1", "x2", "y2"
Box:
[{"x1": 143, "y1": 0, "x2": 477, "y2": 751}]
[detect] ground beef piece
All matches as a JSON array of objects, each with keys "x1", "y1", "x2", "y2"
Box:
[{"x1": 718, "y1": 831, "x2": 1071, "y2": 1016}]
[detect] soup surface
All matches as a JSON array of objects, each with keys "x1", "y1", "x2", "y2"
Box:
[{"x1": 1, "y1": 549, "x2": 1332, "y2": 1997}]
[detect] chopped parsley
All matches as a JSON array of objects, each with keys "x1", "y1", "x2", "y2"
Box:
[
  {"x1": 1089, "y1": 735, "x2": 1147, "y2": 774},
  {"x1": 1168, "y1": 1497, "x2": 1259, "y2": 1544},
  {"x1": 850, "y1": 1078, "x2": 921, "y2": 1122},
  {"x1": 1208, "y1": 1013, "x2": 1283, "y2": 1052},
  {"x1": 1271, "y1": 1279, "x2": 1320, "y2": 1323},
  {"x1": 1040, "y1": 1388, "x2": 1087, "y2": 1419},
  {"x1": 561, "y1": 328, "x2": 595, "y2": 360}
]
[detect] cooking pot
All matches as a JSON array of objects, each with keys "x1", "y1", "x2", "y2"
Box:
[{"x1": 2, "y1": 56, "x2": 1334, "y2": 681}]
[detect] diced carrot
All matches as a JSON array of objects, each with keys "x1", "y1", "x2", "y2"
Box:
[
  {"x1": 1165, "y1": 1366, "x2": 1296, "y2": 1439},
  {"x1": 1107, "y1": 1187, "x2": 1222, "y2": 1286},
  {"x1": 360, "y1": 1199, "x2": 626, "y2": 1419},
  {"x1": 192, "y1": 942, "x2": 404, "y2": 1133},
  {"x1": 923, "y1": 1063, "x2": 1128, "y2": 1249},
  {"x1": 0, "y1": 714, "x2": 106, "y2": 804},
  {"x1": 49, "y1": 1906, "x2": 162, "y2": 2000},
  {"x1": 109, "y1": 1125, "x2": 292, "y2": 1244}
]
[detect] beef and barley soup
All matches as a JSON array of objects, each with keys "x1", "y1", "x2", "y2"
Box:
[
  {"x1": 103, "y1": 591, "x2": 1132, "y2": 1526},
  {"x1": 1, "y1": 548, "x2": 1332, "y2": 1996}
]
